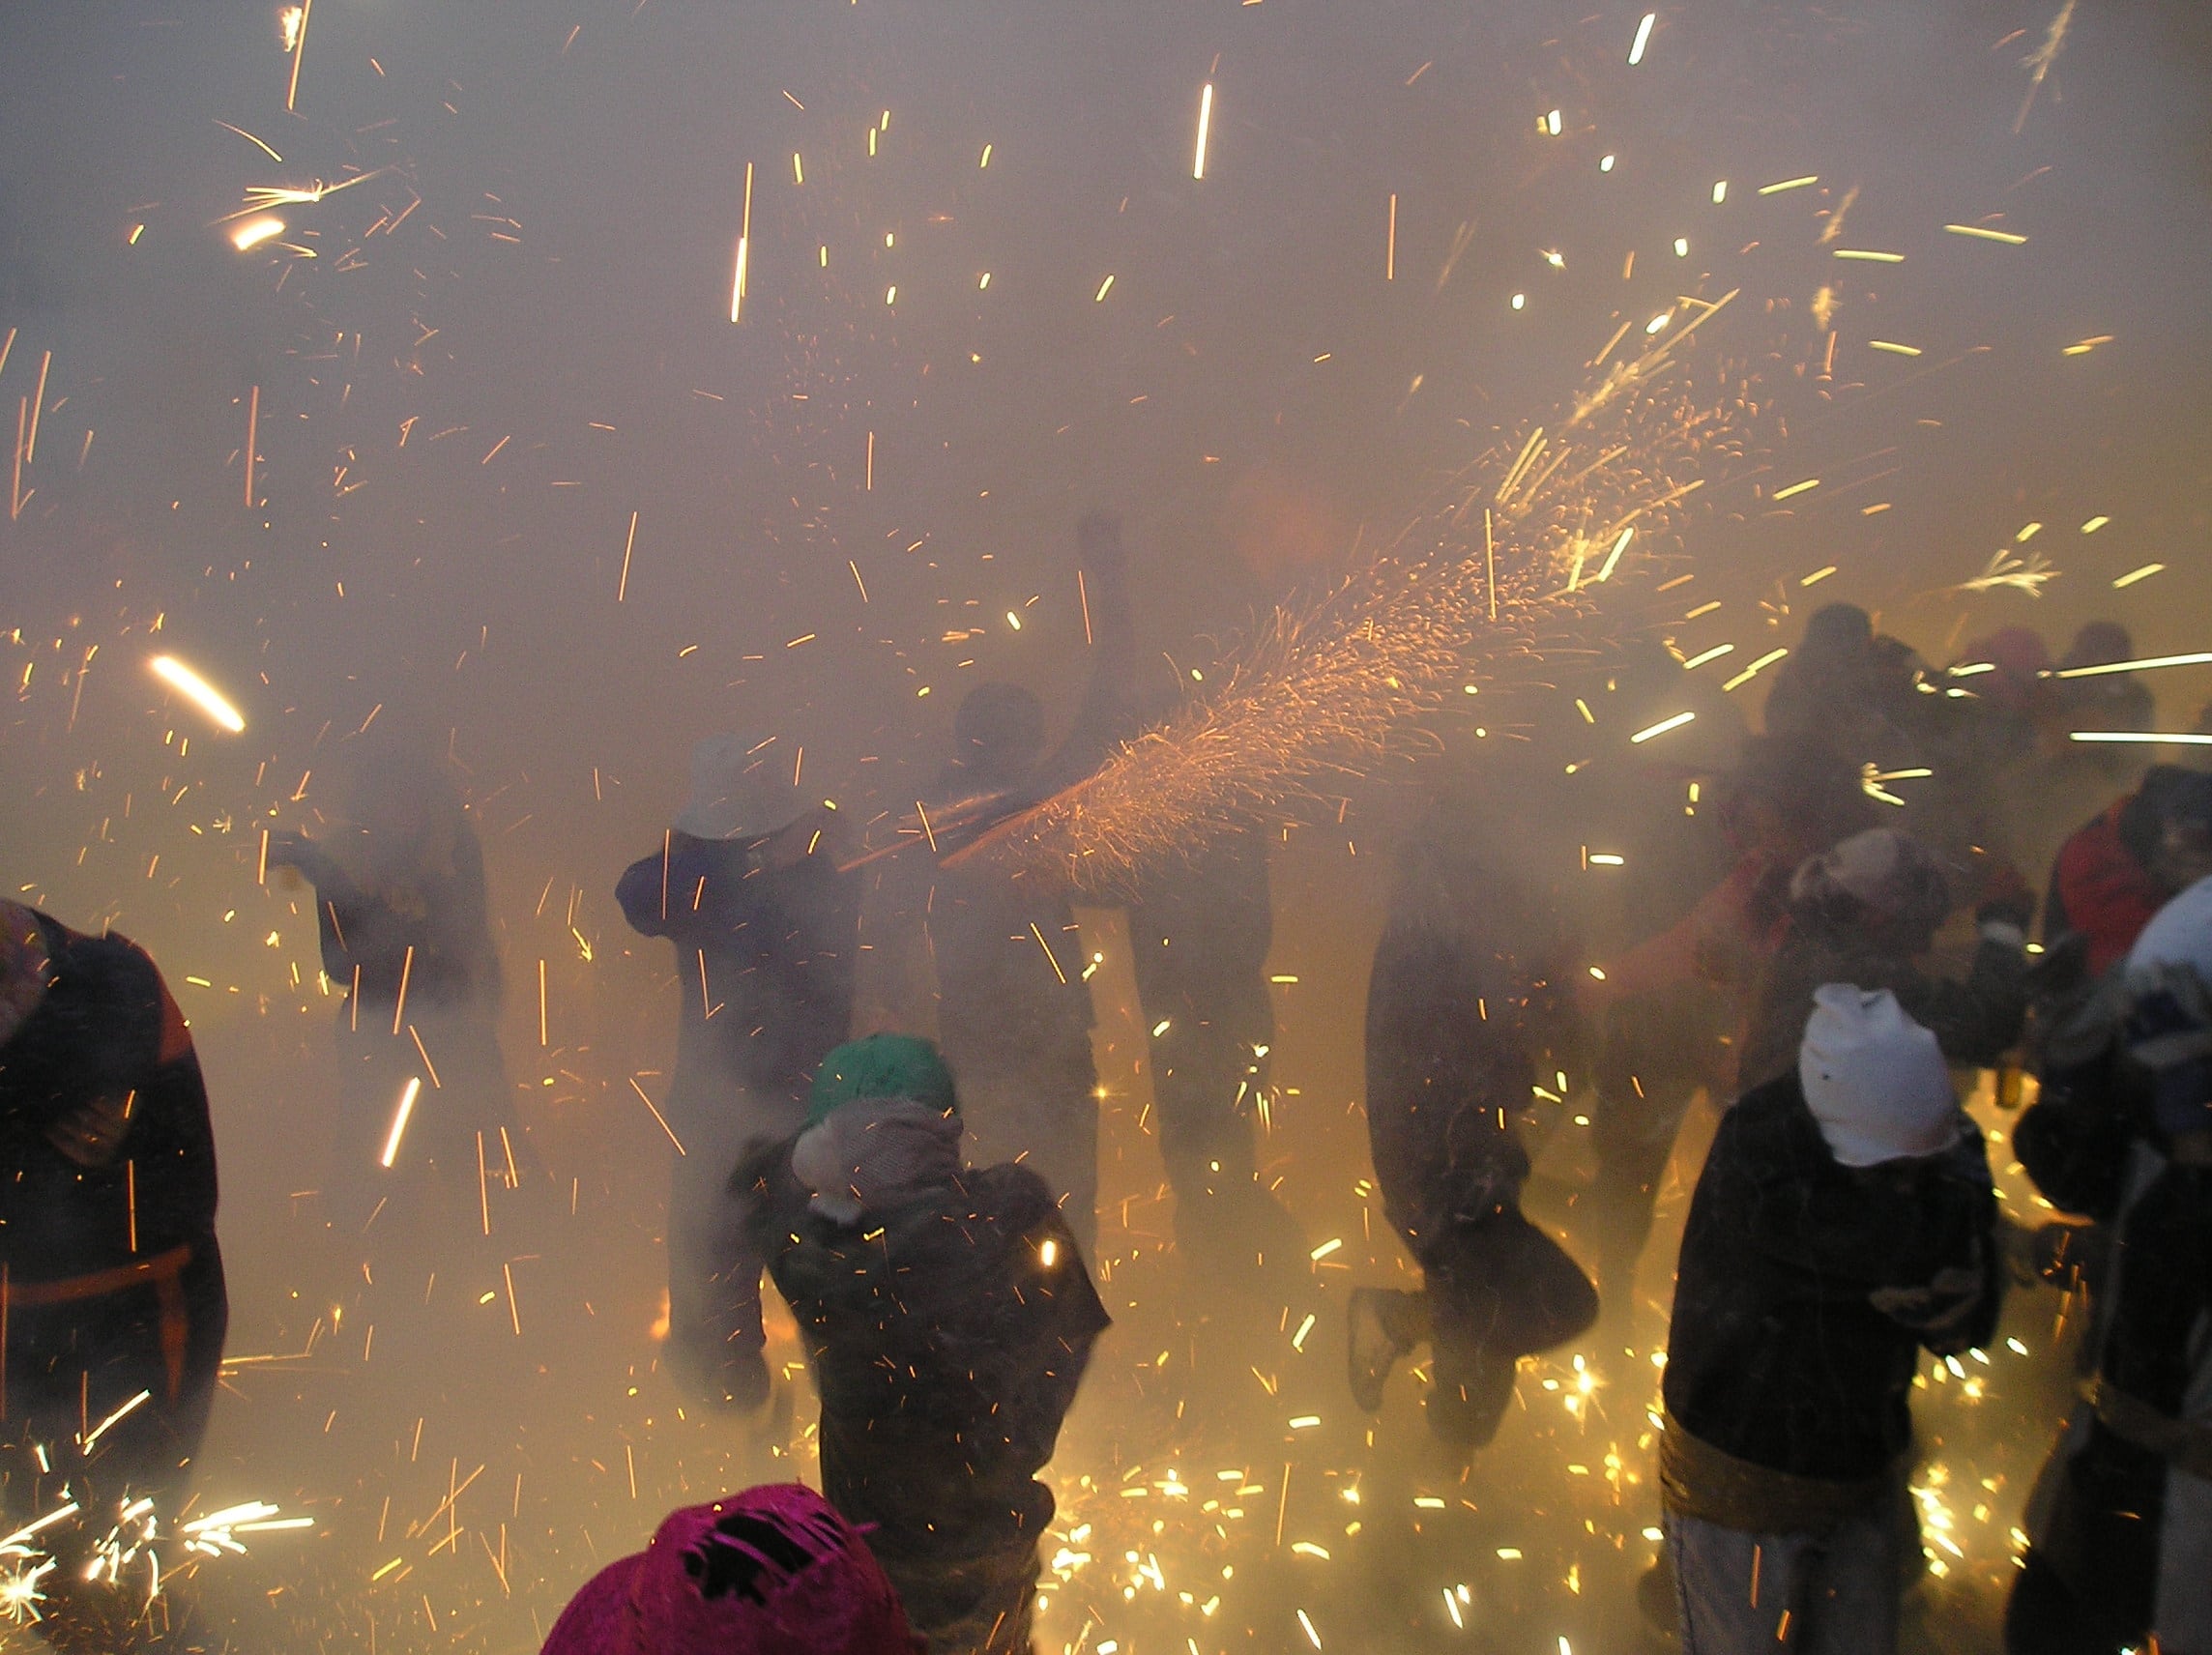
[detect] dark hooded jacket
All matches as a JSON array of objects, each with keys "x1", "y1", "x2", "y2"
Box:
[
  {"x1": 0, "y1": 913, "x2": 220, "y2": 1276},
  {"x1": 298, "y1": 818, "x2": 502, "y2": 1013},
  {"x1": 1663, "y1": 1070, "x2": 2000, "y2": 1485},
  {"x1": 1364, "y1": 836, "x2": 1576, "y2": 1250},
  {"x1": 0, "y1": 913, "x2": 228, "y2": 1499},
  {"x1": 616, "y1": 831, "x2": 859, "y2": 1115},
  {"x1": 2013, "y1": 948, "x2": 2212, "y2": 1637},
  {"x1": 740, "y1": 1141, "x2": 1109, "y2": 1574}
]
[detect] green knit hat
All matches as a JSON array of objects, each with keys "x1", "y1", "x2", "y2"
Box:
[{"x1": 806, "y1": 1034, "x2": 958, "y2": 1128}]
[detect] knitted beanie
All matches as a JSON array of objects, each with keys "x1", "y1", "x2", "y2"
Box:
[
  {"x1": 806, "y1": 1034, "x2": 958, "y2": 1129},
  {"x1": 538, "y1": 1483, "x2": 922, "y2": 1655}
]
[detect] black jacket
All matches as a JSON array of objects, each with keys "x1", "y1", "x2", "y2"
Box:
[
  {"x1": 298, "y1": 822, "x2": 502, "y2": 1011},
  {"x1": 1739, "y1": 922, "x2": 2026, "y2": 1094},
  {"x1": 742, "y1": 1145, "x2": 1109, "y2": 1560},
  {"x1": 617, "y1": 832, "x2": 858, "y2": 1115},
  {"x1": 1663, "y1": 1071, "x2": 1999, "y2": 1482},
  {"x1": 0, "y1": 914, "x2": 221, "y2": 1277}
]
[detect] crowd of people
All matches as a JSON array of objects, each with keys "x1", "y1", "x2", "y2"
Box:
[
  {"x1": 4, "y1": 538, "x2": 2210, "y2": 1652},
  {"x1": 1348, "y1": 602, "x2": 2212, "y2": 1654}
]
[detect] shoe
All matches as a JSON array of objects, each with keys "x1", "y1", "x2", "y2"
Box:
[
  {"x1": 1424, "y1": 1350, "x2": 1519, "y2": 1450},
  {"x1": 1348, "y1": 1287, "x2": 1425, "y2": 1411}
]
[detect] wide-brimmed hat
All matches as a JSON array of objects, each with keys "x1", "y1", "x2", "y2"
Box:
[{"x1": 675, "y1": 734, "x2": 806, "y2": 841}]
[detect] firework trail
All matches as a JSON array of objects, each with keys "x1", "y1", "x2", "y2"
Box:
[{"x1": 952, "y1": 295, "x2": 1750, "y2": 892}]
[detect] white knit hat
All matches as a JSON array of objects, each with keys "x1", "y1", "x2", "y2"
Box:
[
  {"x1": 674, "y1": 734, "x2": 804, "y2": 841},
  {"x1": 1797, "y1": 984, "x2": 1961, "y2": 1167}
]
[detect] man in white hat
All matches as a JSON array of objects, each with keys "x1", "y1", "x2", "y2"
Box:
[
  {"x1": 1659, "y1": 984, "x2": 1999, "y2": 1654},
  {"x1": 616, "y1": 734, "x2": 858, "y2": 1409}
]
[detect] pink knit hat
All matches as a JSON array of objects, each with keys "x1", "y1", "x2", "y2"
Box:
[{"x1": 540, "y1": 1484, "x2": 922, "y2": 1655}]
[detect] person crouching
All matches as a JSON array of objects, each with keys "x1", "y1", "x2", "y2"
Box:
[
  {"x1": 1660, "y1": 985, "x2": 2000, "y2": 1655},
  {"x1": 738, "y1": 1035, "x2": 1110, "y2": 1655}
]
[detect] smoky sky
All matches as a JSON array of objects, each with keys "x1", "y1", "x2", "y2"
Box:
[{"x1": 2, "y1": 0, "x2": 2209, "y2": 957}]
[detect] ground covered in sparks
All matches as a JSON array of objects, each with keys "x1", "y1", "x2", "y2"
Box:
[{"x1": 28, "y1": 837, "x2": 2075, "y2": 1655}]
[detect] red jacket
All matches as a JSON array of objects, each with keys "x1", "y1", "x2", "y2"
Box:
[{"x1": 2046, "y1": 802, "x2": 2163, "y2": 976}]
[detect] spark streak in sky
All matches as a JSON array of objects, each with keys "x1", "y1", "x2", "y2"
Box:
[
  {"x1": 1629, "y1": 710, "x2": 1696, "y2": 743},
  {"x1": 379, "y1": 1077, "x2": 422, "y2": 1169},
  {"x1": 230, "y1": 216, "x2": 285, "y2": 251},
  {"x1": 732, "y1": 161, "x2": 755, "y2": 323},
  {"x1": 284, "y1": 0, "x2": 312, "y2": 111},
  {"x1": 2052, "y1": 651, "x2": 2212, "y2": 681},
  {"x1": 148, "y1": 655, "x2": 247, "y2": 733},
  {"x1": 2071, "y1": 731, "x2": 2212, "y2": 747},
  {"x1": 1627, "y1": 13, "x2": 1656, "y2": 66},
  {"x1": 1193, "y1": 83, "x2": 1215, "y2": 180},
  {"x1": 954, "y1": 318, "x2": 1745, "y2": 889},
  {"x1": 2015, "y1": 0, "x2": 2076, "y2": 133}
]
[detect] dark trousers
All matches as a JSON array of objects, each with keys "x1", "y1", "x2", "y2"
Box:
[
  {"x1": 947, "y1": 1039, "x2": 1099, "y2": 1257},
  {"x1": 1587, "y1": 988, "x2": 1729, "y2": 1298},
  {"x1": 2004, "y1": 1550, "x2": 2139, "y2": 1655},
  {"x1": 666, "y1": 1082, "x2": 802, "y2": 1367},
  {"x1": 1150, "y1": 1019, "x2": 1264, "y2": 1193},
  {"x1": 0, "y1": 1239, "x2": 228, "y2": 1523}
]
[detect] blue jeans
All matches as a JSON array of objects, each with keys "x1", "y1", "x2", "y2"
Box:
[{"x1": 1669, "y1": 1508, "x2": 1900, "y2": 1655}]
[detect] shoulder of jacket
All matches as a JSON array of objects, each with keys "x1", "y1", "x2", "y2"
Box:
[
  {"x1": 962, "y1": 1163, "x2": 1064, "y2": 1230},
  {"x1": 1716, "y1": 1072, "x2": 1823, "y2": 1164}
]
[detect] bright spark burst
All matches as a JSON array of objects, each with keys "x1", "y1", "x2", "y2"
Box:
[
  {"x1": 950, "y1": 308, "x2": 1747, "y2": 889},
  {"x1": 148, "y1": 655, "x2": 247, "y2": 733},
  {"x1": 229, "y1": 216, "x2": 286, "y2": 251},
  {"x1": 0, "y1": 1493, "x2": 308, "y2": 1628},
  {"x1": 1951, "y1": 545, "x2": 2058, "y2": 597},
  {"x1": 238, "y1": 169, "x2": 385, "y2": 214}
]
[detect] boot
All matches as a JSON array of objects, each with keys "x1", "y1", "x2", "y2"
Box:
[{"x1": 1347, "y1": 1287, "x2": 1429, "y2": 1411}]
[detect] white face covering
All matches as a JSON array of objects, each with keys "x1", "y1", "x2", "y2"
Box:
[
  {"x1": 0, "y1": 902, "x2": 53, "y2": 1051},
  {"x1": 1797, "y1": 984, "x2": 1962, "y2": 1167}
]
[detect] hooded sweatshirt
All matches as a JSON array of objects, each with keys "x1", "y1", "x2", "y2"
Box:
[
  {"x1": 0, "y1": 911, "x2": 221, "y2": 1276},
  {"x1": 1663, "y1": 1063, "x2": 1999, "y2": 1499},
  {"x1": 739, "y1": 1112, "x2": 1109, "y2": 1648}
]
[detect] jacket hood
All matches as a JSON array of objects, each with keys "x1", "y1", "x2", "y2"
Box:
[{"x1": 790, "y1": 1096, "x2": 964, "y2": 1224}]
